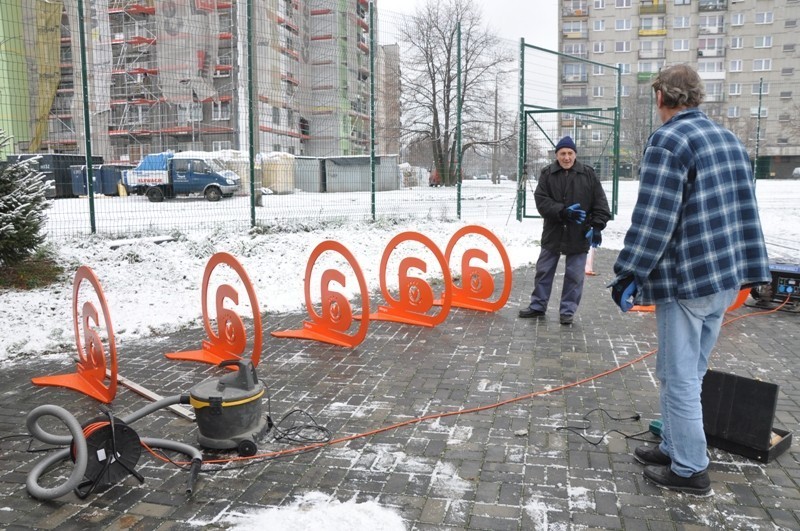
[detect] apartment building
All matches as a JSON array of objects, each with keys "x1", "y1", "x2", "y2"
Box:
[
  {"x1": 0, "y1": 0, "x2": 399, "y2": 165},
  {"x1": 559, "y1": 0, "x2": 800, "y2": 177}
]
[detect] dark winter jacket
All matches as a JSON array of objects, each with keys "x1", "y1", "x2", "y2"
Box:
[{"x1": 534, "y1": 160, "x2": 611, "y2": 255}]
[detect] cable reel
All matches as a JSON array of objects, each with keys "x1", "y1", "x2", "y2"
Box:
[{"x1": 71, "y1": 416, "x2": 143, "y2": 498}]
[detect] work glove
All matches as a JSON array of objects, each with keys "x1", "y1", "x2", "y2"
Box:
[
  {"x1": 609, "y1": 275, "x2": 637, "y2": 312},
  {"x1": 585, "y1": 227, "x2": 602, "y2": 248},
  {"x1": 562, "y1": 203, "x2": 586, "y2": 224}
]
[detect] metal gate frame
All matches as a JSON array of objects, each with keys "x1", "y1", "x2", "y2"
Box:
[{"x1": 515, "y1": 40, "x2": 621, "y2": 221}]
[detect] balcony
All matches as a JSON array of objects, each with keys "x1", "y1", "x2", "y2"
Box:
[
  {"x1": 562, "y1": 74, "x2": 588, "y2": 83},
  {"x1": 639, "y1": 28, "x2": 667, "y2": 36},
  {"x1": 637, "y1": 71, "x2": 658, "y2": 83},
  {"x1": 561, "y1": 95, "x2": 589, "y2": 106},
  {"x1": 638, "y1": 49, "x2": 666, "y2": 59},
  {"x1": 698, "y1": 25, "x2": 725, "y2": 34},
  {"x1": 698, "y1": 47, "x2": 726, "y2": 57},
  {"x1": 639, "y1": 2, "x2": 666, "y2": 15},
  {"x1": 562, "y1": 30, "x2": 589, "y2": 39},
  {"x1": 562, "y1": 7, "x2": 589, "y2": 17},
  {"x1": 699, "y1": 0, "x2": 727, "y2": 12}
]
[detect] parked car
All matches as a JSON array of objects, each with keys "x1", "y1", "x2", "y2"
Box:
[{"x1": 793, "y1": 167, "x2": 800, "y2": 179}]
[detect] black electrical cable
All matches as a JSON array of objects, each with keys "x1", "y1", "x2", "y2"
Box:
[{"x1": 556, "y1": 407, "x2": 656, "y2": 446}]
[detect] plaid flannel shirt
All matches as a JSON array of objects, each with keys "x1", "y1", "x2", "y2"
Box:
[{"x1": 614, "y1": 108, "x2": 770, "y2": 304}]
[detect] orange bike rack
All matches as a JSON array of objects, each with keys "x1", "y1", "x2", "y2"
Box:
[
  {"x1": 272, "y1": 240, "x2": 370, "y2": 348},
  {"x1": 630, "y1": 287, "x2": 751, "y2": 313},
  {"x1": 358, "y1": 231, "x2": 452, "y2": 327},
  {"x1": 437, "y1": 225, "x2": 512, "y2": 312},
  {"x1": 32, "y1": 266, "x2": 118, "y2": 403},
  {"x1": 166, "y1": 252, "x2": 263, "y2": 369}
]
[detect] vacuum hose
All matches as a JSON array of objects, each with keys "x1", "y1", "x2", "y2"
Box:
[{"x1": 25, "y1": 395, "x2": 202, "y2": 500}]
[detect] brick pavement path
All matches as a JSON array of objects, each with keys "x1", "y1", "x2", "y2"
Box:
[{"x1": 1, "y1": 250, "x2": 797, "y2": 530}]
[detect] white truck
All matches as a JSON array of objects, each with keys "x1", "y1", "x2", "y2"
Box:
[{"x1": 124, "y1": 152, "x2": 241, "y2": 202}]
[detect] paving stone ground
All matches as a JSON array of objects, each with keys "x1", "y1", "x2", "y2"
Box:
[{"x1": 1, "y1": 249, "x2": 798, "y2": 530}]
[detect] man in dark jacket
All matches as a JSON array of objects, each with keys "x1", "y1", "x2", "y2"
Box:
[{"x1": 519, "y1": 136, "x2": 611, "y2": 325}]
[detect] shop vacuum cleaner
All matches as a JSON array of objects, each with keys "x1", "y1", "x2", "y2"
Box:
[
  {"x1": 189, "y1": 359, "x2": 270, "y2": 457},
  {"x1": 26, "y1": 359, "x2": 270, "y2": 501}
]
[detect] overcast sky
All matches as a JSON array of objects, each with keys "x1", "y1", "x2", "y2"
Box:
[{"x1": 376, "y1": 0, "x2": 558, "y2": 50}]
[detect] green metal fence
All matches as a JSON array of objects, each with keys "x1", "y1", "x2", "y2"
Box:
[{"x1": 3, "y1": 1, "x2": 524, "y2": 237}]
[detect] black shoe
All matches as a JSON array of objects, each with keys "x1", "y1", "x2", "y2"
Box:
[
  {"x1": 643, "y1": 465, "x2": 711, "y2": 496},
  {"x1": 634, "y1": 445, "x2": 671, "y2": 466},
  {"x1": 519, "y1": 308, "x2": 546, "y2": 318},
  {"x1": 559, "y1": 314, "x2": 573, "y2": 325}
]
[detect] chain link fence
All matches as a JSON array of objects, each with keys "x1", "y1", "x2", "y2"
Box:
[{"x1": 2, "y1": 1, "x2": 503, "y2": 238}]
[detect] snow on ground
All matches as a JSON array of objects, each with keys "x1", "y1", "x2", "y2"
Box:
[
  {"x1": 2, "y1": 179, "x2": 797, "y2": 363},
  {"x1": 2, "y1": 179, "x2": 798, "y2": 528}
]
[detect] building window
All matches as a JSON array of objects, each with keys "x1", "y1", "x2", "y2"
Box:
[
  {"x1": 706, "y1": 81, "x2": 723, "y2": 101},
  {"x1": 699, "y1": 15, "x2": 724, "y2": 33},
  {"x1": 593, "y1": 41, "x2": 605, "y2": 53},
  {"x1": 641, "y1": 16, "x2": 665, "y2": 31},
  {"x1": 675, "y1": 0, "x2": 690, "y2": 4},
  {"x1": 594, "y1": 0, "x2": 605, "y2": 8},
  {"x1": 592, "y1": 64, "x2": 605, "y2": 75},
  {"x1": 729, "y1": 83, "x2": 741, "y2": 95},
  {"x1": 212, "y1": 101, "x2": 230, "y2": 121},
  {"x1": 618, "y1": 63, "x2": 631, "y2": 74},
  {"x1": 615, "y1": 41, "x2": 631, "y2": 52},
  {"x1": 697, "y1": 60, "x2": 724, "y2": 73},
  {"x1": 673, "y1": 39, "x2": 690, "y2": 51},
  {"x1": 751, "y1": 82, "x2": 769, "y2": 95},
  {"x1": 272, "y1": 106, "x2": 281, "y2": 125},
  {"x1": 730, "y1": 36, "x2": 743, "y2": 49},
  {"x1": 212, "y1": 140, "x2": 232, "y2": 151},
  {"x1": 779, "y1": 91, "x2": 792, "y2": 99},
  {"x1": 753, "y1": 58, "x2": 772, "y2": 71},
  {"x1": 784, "y1": 44, "x2": 796, "y2": 53},
  {"x1": 786, "y1": 20, "x2": 798, "y2": 29},
  {"x1": 178, "y1": 103, "x2": 203, "y2": 123},
  {"x1": 749, "y1": 106, "x2": 768, "y2": 118},
  {"x1": 615, "y1": 0, "x2": 631, "y2": 7},
  {"x1": 594, "y1": 20, "x2": 605, "y2": 31},
  {"x1": 755, "y1": 12, "x2": 774, "y2": 24},
  {"x1": 674, "y1": 16, "x2": 690, "y2": 28},
  {"x1": 731, "y1": 13, "x2": 744, "y2": 26},
  {"x1": 593, "y1": 86, "x2": 605, "y2": 97},
  {"x1": 782, "y1": 67, "x2": 795, "y2": 75},
  {"x1": 615, "y1": 19, "x2": 632, "y2": 30},
  {"x1": 727, "y1": 106, "x2": 739, "y2": 118},
  {"x1": 754, "y1": 36, "x2": 772, "y2": 48},
  {"x1": 273, "y1": 144, "x2": 281, "y2": 152},
  {"x1": 729, "y1": 60, "x2": 743, "y2": 72}
]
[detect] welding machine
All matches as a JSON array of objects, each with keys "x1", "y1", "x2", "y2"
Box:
[{"x1": 750, "y1": 263, "x2": 800, "y2": 311}]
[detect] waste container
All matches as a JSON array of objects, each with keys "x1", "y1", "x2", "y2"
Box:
[
  {"x1": 260, "y1": 152, "x2": 295, "y2": 194},
  {"x1": 69, "y1": 165, "x2": 100, "y2": 196},
  {"x1": 98, "y1": 165, "x2": 132, "y2": 195}
]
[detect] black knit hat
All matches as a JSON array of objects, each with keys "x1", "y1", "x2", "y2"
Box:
[{"x1": 555, "y1": 136, "x2": 577, "y2": 153}]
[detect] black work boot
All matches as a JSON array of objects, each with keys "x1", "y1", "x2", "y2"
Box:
[
  {"x1": 634, "y1": 445, "x2": 672, "y2": 466},
  {"x1": 643, "y1": 465, "x2": 711, "y2": 496},
  {"x1": 518, "y1": 308, "x2": 546, "y2": 318}
]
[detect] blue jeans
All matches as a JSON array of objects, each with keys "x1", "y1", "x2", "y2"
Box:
[
  {"x1": 654, "y1": 288, "x2": 738, "y2": 477},
  {"x1": 528, "y1": 247, "x2": 587, "y2": 316}
]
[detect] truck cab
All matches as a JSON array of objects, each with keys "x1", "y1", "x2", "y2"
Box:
[{"x1": 170, "y1": 156, "x2": 240, "y2": 201}]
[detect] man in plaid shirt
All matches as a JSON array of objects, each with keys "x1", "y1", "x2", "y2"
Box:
[{"x1": 609, "y1": 64, "x2": 770, "y2": 496}]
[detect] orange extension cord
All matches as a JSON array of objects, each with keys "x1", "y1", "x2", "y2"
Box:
[{"x1": 145, "y1": 297, "x2": 791, "y2": 467}]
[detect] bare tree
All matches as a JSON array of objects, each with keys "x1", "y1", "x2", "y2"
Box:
[{"x1": 398, "y1": 0, "x2": 513, "y2": 187}]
